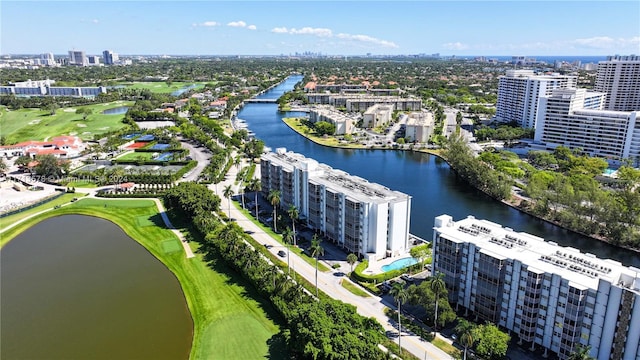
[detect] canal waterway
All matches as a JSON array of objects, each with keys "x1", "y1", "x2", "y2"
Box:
[
  {"x1": 0, "y1": 215, "x2": 193, "y2": 359},
  {"x1": 238, "y1": 74, "x2": 640, "y2": 268}
]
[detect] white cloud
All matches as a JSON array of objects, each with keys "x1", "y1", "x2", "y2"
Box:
[
  {"x1": 290, "y1": 27, "x2": 333, "y2": 37},
  {"x1": 336, "y1": 33, "x2": 398, "y2": 48},
  {"x1": 193, "y1": 21, "x2": 220, "y2": 27},
  {"x1": 271, "y1": 25, "x2": 397, "y2": 48},
  {"x1": 92, "y1": 19, "x2": 99, "y2": 24},
  {"x1": 442, "y1": 42, "x2": 469, "y2": 51},
  {"x1": 571, "y1": 36, "x2": 640, "y2": 50},
  {"x1": 247, "y1": 25, "x2": 257, "y2": 31},
  {"x1": 227, "y1": 20, "x2": 247, "y2": 28},
  {"x1": 271, "y1": 27, "x2": 288, "y2": 34}
]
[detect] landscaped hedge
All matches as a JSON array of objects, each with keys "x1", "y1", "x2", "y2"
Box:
[
  {"x1": 96, "y1": 192, "x2": 166, "y2": 198},
  {"x1": 351, "y1": 260, "x2": 404, "y2": 284}
]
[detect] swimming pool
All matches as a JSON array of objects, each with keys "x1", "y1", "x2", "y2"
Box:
[{"x1": 381, "y1": 257, "x2": 418, "y2": 272}]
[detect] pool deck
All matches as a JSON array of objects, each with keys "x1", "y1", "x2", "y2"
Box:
[{"x1": 362, "y1": 255, "x2": 414, "y2": 275}]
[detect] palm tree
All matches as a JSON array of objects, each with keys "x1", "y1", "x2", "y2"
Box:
[
  {"x1": 287, "y1": 204, "x2": 299, "y2": 246},
  {"x1": 282, "y1": 226, "x2": 294, "y2": 275},
  {"x1": 389, "y1": 282, "x2": 408, "y2": 355},
  {"x1": 568, "y1": 345, "x2": 595, "y2": 360},
  {"x1": 431, "y1": 272, "x2": 446, "y2": 335},
  {"x1": 346, "y1": 253, "x2": 358, "y2": 273},
  {"x1": 267, "y1": 266, "x2": 279, "y2": 290},
  {"x1": 268, "y1": 189, "x2": 281, "y2": 232},
  {"x1": 248, "y1": 178, "x2": 261, "y2": 218},
  {"x1": 309, "y1": 234, "x2": 324, "y2": 297},
  {"x1": 223, "y1": 185, "x2": 234, "y2": 219},
  {"x1": 460, "y1": 329, "x2": 474, "y2": 360}
]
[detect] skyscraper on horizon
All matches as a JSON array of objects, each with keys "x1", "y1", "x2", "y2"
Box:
[
  {"x1": 102, "y1": 50, "x2": 118, "y2": 65},
  {"x1": 68, "y1": 50, "x2": 87, "y2": 66},
  {"x1": 594, "y1": 55, "x2": 640, "y2": 112}
]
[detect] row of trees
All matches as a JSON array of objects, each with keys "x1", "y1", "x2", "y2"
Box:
[
  {"x1": 163, "y1": 183, "x2": 392, "y2": 359},
  {"x1": 443, "y1": 135, "x2": 513, "y2": 200}
]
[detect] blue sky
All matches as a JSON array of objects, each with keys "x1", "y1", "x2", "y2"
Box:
[{"x1": 2, "y1": 1, "x2": 639, "y2": 56}]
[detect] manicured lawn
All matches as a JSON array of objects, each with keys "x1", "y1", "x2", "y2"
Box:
[
  {"x1": 1, "y1": 197, "x2": 286, "y2": 360},
  {"x1": 340, "y1": 279, "x2": 371, "y2": 297},
  {"x1": 432, "y1": 337, "x2": 460, "y2": 357},
  {"x1": 119, "y1": 82, "x2": 208, "y2": 94},
  {"x1": 0, "y1": 101, "x2": 135, "y2": 143}
]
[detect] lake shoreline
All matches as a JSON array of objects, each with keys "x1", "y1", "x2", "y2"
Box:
[{"x1": 280, "y1": 117, "x2": 640, "y2": 258}]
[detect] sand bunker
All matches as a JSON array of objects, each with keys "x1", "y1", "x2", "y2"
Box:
[
  {"x1": 77, "y1": 123, "x2": 87, "y2": 128},
  {"x1": 63, "y1": 108, "x2": 76, "y2": 112},
  {"x1": 28, "y1": 119, "x2": 41, "y2": 125}
]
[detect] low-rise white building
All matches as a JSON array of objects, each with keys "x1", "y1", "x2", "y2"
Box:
[
  {"x1": 308, "y1": 105, "x2": 357, "y2": 135},
  {"x1": 404, "y1": 111, "x2": 434, "y2": 143},
  {"x1": 363, "y1": 104, "x2": 394, "y2": 128}
]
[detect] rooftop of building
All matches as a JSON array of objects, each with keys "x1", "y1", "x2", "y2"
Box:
[
  {"x1": 262, "y1": 149, "x2": 410, "y2": 204},
  {"x1": 434, "y1": 214, "x2": 640, "y2": 292}
]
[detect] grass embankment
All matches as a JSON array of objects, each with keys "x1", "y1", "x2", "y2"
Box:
[
  {"x1": 1, "y1": 197, "x2": 286, "y2": 360},
  {"x1": 233, "y1": 202, "x2": 331, "y2": 272},
  {"x1": 432, "y1": 337, "x2": 460, "y2": 358},
  {"x1": 120, "y1": 82, "x2": 208, "y2": 94},
  {"x1": 0, "y1": 101, "x2": 134, "y2": 143},
  {"x1": 340, "y1": 279, "x2": 370, "y2": 297},
  {"x1": 282, "y1": 117, "x2": 366, "y2": 149}
]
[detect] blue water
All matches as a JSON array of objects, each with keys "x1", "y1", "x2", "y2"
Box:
[
  {"x1": 382, "y1": 257, "x2": 418, "y2": 272},
  {"x1": 458, "y1": 55, "x2": 607, "y2": 64},
  {"x1": 237, "y1": 75, "x2": 640, "y2": 268},
  {"x1": 171, "y1": 84, "x2": 198, "y2": 97},
  {"x1": 101, "y1": 106, "x2": 129, "y2": 115},
  {"x1": 150, "y1": 143, "x2": 171, "y2": 150}
]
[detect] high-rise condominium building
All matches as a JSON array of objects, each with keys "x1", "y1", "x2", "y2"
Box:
[
  {"x1": 40, "y1": 53, "x2": 55, "y2": 66},
  {"x1": 534, "y1": 88, "x2": 639, "y2": 161},
  {"x1": 594, "y1": 55, "x2": 640, "y2": 112},
  {"x1": 432, "y1": 214, "x2": 640, "y2": 360},
  {"x1": 495, "y1": 70, "x2": 577, "y2": 128},
  {"x1": 260, "y1": 148, "x2": 411, "y2": 260},
  {"x1": 102, "y1": 50, "x2": 119, "y2": 65},
  {"x1": 68, "y1": 50, "x2": 87, "y2": 66}
]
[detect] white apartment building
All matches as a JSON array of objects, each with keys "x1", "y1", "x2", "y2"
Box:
[
  {"x1": 433, "y1": 214, "x2": 640, "y2": 360},
  {"x1": 68, "y1": 50, "x2": 87, "y2": 66},
  {"x1": 534, "y1": 88, "x2": 638, "y2": 162},
  {"x1": 363, "y1": 104, "x2": 394, "y2": 128},
  {"x1": 305, "y1": 93, "x2": 422, "y2": 112},
  {"x1": 594, "y1": 55, "x2": 640, "y2": 112},
  {"x1": 495, "y1": 70, "x2": 577, "y2": 128},
  {"x1": 261, "y1": 149, "x2": 412, "y2": 260},
  {"x1": 404, "y1": 111, "x2": 434, "y2": 143},
  {"x1": 308, "y1": 105, "x2": 357, "y2": 135}
]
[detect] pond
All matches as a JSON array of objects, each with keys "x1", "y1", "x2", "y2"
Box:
[
  {"x1": 0, "y1": 215, "x2": 193, "y2": 359},
  {"x1": 101, "y1": 106, "x2": 130, "y2": 115}
]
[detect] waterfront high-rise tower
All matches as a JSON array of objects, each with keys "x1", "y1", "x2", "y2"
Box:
[
  {"x1": 594, "y1": 55, "x2": 640, "y2": 111},
  {"x1": 495, "y1": 70, "x2": 577, "y2": 128}
]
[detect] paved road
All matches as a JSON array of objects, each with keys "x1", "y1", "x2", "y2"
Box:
[{"x1": 211, "y1": 154, "x2": 452, "y2": 360}]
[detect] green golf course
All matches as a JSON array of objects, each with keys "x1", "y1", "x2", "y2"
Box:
[{"x1": 0, "y1": 101, "x2": 135, "y2": 143}]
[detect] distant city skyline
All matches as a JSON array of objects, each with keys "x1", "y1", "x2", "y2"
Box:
[{"x1": 2, "y1": 1, "x2": 639, "y2": 56}]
